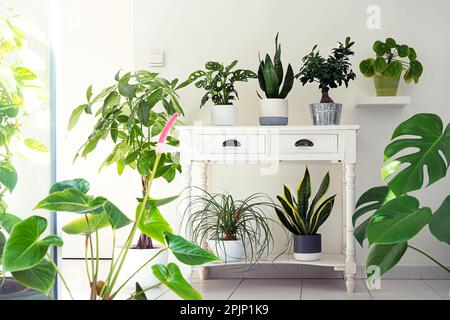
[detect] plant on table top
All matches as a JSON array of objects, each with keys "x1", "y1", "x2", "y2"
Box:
[
  {"x1": 178, "y1": 60, "x2": 257, "y2": 108},
  {"x1": 295, "y1": 37, "x2": 356, "y2": 103},
  {"x1": 359, "y1": 38, "x2": 423, "y2": 83},
  {"x1": 68, "y1": 70, "x2": 183, "y2": 250},
  {"x1": 275, "y1": 167, "x2": 336, "y2": 235},
  {"x1": 257, "y1": 33, "x2": 294, "y2": 99},
  {"x1": 353, "y1": 113, "x2": 450, "y2": 287}
]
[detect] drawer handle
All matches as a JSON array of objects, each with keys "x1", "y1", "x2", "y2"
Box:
[
  {"x1": 295, "y1": 139, "x2": 314, "y2": 147},
  {"x1": 222, "y1": 139, "x2": 241, "y2": 147}
]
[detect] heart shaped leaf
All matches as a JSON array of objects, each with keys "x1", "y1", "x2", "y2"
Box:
[
  {"x1": 62, "y1": 213, "x2": 110, "y2": 235},
  {"x1": 103, "y1": 201, "x2": 132, "y2": 230},
  {"x1": 152, "y1": 263, "x2": 202, "y2": 300},
  {"x1": 164, "y1": 232, "x2": 219, "y2": 265},
  {"x1": 12, "y1": 259, "x2": 56, "y2": 295},
  {"x1": 35, "y1": 189, "x2": 104, "y2": 213},
  {"x1": 49, "y1": 179, "x2": 90, "y2": 194},
  {"x1": 137, "y1": 204, "x2": 172, "y2": 244}
]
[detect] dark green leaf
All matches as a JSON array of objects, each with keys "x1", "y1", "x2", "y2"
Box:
[
  {"x1": 12, "y1": 259, "x2": 56, "y2": 295},
  {"x1": 366, "y1": 242, "x2": 407, "y2": 283},
  {"x1": 429, "y1": 196, "x2": 450, "y2": 245},
  {"x1": 103, "y1": 201, "x2": 132, "y2": 230},
  {"x1": 134, "y1": 283, "x2": 148, "y2": 300},
  {"x1": 0, "y1": 212, "x2": 21, "y2": 233},
  {"x1": 164, "y1": 232, "x2": 219, "y2": 265},
  {"x1": 136, "y1": 203, "x2": 172, "y2": 244},
  {"x1": 49, "y1": 179, "x2": 90, "y2": 194}
]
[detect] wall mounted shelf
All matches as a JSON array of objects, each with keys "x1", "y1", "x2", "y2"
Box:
[{"x1": 355, "y1": 96, "x2": 411, "y2": 107}]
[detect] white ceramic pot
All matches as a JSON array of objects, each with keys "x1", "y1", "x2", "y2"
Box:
[
  {"x1": 207, "y1": 239, "x2": 247, "y2": 262},
  {"x1": 115, "y1": 247, "x2": 168, "y2": 290},
  {"x1": 259, "y1": 99, "x2": 289, "y2": 126},
  {"x1": 210, "y1": 104, "x2": 238, "y2": 126}
]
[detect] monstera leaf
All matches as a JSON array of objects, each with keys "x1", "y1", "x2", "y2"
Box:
[
  {"x1": 382, "y1": 114, "x2": 450, "y2": 196},
  {"x1": 366, "y1": 242, "x2": 407, "y2": 284},
  {"x1": 429, "y1": 196, "x2": 450, "y2": 245}
]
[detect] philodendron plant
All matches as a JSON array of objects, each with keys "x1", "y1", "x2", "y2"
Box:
[
  {"x1": 69, "y1": 70, "x2": 183, "y2": 250},
  {"x1": 353, "y1": 113, "x2": 450, "y2": 287},
  {"x1": 257, "y1": 33, "x2": 294, "y2": 99},
  {"x1": 1, "y1": 114, "x2": 219, "y2": 300}
]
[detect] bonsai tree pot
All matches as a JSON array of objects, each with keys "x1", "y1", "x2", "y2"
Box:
[
  {"x1": 373, "y1": 75, "x2": 400, "y2": 96},
  {"x1": 207, "y1": 239, "x2": 247, "y2": 263},
  {"x1": 115, "y1": 246, "x2": 168, "y2": 290},
  {"x1": 0, "y1": 278, "x2": 49, "y2": 300},
  {"x1": 259, "y1": 99, "x2": 289, "y2": 126},
  {"x1": 211, "y1": 104, "x2": 237, "y2": 126},
  {"x1": 294, "y1": 234, "x2": 322, "y2": 261},
  {"x1": 310, "y1": 103, "x2": 342, "y2": 125}
]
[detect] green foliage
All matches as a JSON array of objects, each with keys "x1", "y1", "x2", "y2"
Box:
[
  {"x1": 257, "y1": 33, "x2": 294, "y2": 99},
  {"x1": 296, "y1": 37, "x2": 356, "y2": 102},
  {"x1": 136, "y1": 203, "x2": 172, "y2": 244},
  {"x1": 152, "y1": 263, "x2": 202, "y2": 300},
  {"x1": 353, "y1": 113, "x2": 450, "y2": 282},
  {"x1": 275, "y1": 167, "x2": 335, "y2": 235},
  {"x1": 178, "y1": 60, "x2": 257, "y2": 108},
  {"x1": 11, "y1": 259, "x2": 56, "y2": 295},
  {"x1": 164, "y1": 232, "x2": 219, "y2": 265},
  {"x1": 359, "y1": 38, "x2": 423, "y2": 83}
]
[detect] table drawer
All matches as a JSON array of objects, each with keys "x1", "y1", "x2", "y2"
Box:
[
  {"x1": 278, "y1": 134, "x2": 338, "y2": 154},
  {"x1": 196, "y1": 134, "x2": 266, "y2": 154}
]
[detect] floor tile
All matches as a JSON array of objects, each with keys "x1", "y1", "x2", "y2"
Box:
[
  {"x1": 424, "y1": 280, "x2": 450, "y2": 300},
  {"x1": 369, "y1": 280, "x2": 444, "y2": 300},
  {"x1": 229, "y1": 279, "x2": 301, "y2": 300},
  {"x1": 301, "y1": 279, "x2": 371, "y2": 300},
  {"x1": 158, "y1": 279, "x2": 242, "y2": 300}
]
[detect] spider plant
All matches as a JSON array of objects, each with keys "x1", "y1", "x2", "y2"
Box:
[{"x1": 185, "y1": 188, "x2": 276, "y2": 263}]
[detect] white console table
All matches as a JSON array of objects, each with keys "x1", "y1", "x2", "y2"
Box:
[{"x1": 178, "y1": 125, "x2": 359, "y2": 293}]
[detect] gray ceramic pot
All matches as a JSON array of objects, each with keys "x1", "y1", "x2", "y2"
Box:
[
  {"x1": 293, "y1": 234, "x2": 322, "y2": 261},
  {"x1": 310, "y1": 103, "x2": 342, "y2": 125}
]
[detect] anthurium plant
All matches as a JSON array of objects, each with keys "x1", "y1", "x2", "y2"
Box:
[
  {"x1": 353, "y1": 113, "x2": 450, "y2": 287},
  {"x1": 69, "y1": 70, "x2": 183, "y2": 250},
  {"x1": 1, "y1": 114, "x2": 219, "y2": 300}
]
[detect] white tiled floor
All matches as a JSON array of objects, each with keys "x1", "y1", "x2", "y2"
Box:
[{"x1": 60, "y1": 260, "x2": 449, "y2": 300}]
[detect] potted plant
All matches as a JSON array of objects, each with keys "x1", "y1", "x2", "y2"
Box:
[
  {"x1": 359, "y1": 38, "x2": 423, "y2": 96},
  {"x1": 0, "y1": 11, "x2": 49, "y2": 300},
  {"x1": 274, "y1": 167, "x2": 336, "y2": 261},
  {"x1": 69, "y1": 70, "x2": 184, "y2": 290},
  {"x1": 178, "y1": 61, "x2": 257, "y2": 126},
  {"x1": 185, "y1": 189, "x2": 275, "y2": 263},
  {"x1": 296, "y1": 37, "x2": 356, "y2": 125},
  {"x1": 353, "y1": 113, "x2": 449, "y2": 287},
  {"x1": 257, "y1": 33, "x2": 294, "y2": 126}
]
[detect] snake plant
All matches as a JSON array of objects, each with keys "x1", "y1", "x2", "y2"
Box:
[
  {"x1": 257, "y1": 33, "x2": 294, "y2": 99},
  {"x1": 275, "y1": 167, "x2": 336, "y2": 235}
]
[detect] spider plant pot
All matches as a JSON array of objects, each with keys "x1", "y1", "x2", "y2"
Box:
[
  {"x1": 259, "y1": 99, "x2": 289, "y2": 126},
  {"x1": 207, "y1": 239, "x2": 247, "y2": 263},
  {"x1": 115, "y1": 246, "x2": 168, "y2": 290},
  {"x1": 210, "y1": 104, "x2": 238, "y2": 126},
  {"x1": 373, "y1": 75, "x2": 400, "y2": 96},
  {"x1": 293, "y1": 234, "x2": 322, "y2": 261},
  {"x1": 310, "y1": 103, "x2": 342, "y2": 125},
  {"x1": 0, "y1": 279, "x2": 49, "y2": 300}
]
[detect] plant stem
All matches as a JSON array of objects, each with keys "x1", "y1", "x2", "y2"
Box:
[
  {"x1": 88, "y1": 234, "x2": 96, "y2": 300},
  {"x1": 84, "y1": 235, "x2": 92, "y2": 284},
  {"x1": 46, "y1": 254, "x2": 74, "y2": 300},
  {"x1": 408, "y1": 245, "x2": 450, "y2": 273}
]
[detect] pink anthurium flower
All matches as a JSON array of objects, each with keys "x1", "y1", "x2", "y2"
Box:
[{"x1": 157, "y1": 112, "x2": 179, "y2": 154}]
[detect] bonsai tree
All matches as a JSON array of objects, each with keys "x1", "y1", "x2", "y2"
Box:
[
  {"x1": 353, "y1": 114, "x2": 449, "y2": 287},
  {"x1": 257, "y1": 33, "x2": 294, "y2": 99},
  {"x1": 178, "y1": 60, "x2": 257, "y2": 108},
  {"x1": 295, "y1": 37, "x2": 356, "y2": 103},
  {"x1": 69, "y1": 70, "x2": 183, "y2": 250}
]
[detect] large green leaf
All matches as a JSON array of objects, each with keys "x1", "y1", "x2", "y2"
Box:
[
  {"x1": 382, "y1": 114, "x2": 450, "y2": 196},
  {"x1": 296, "y1": 167, "x2": 311, "y2": 222},
  {"x1": 103, "y1": 201, "x2": 132, "y2": 230},
  {"x1": 11, "y1": 259, "x2": 56, "y2": 295},
  {"x1": 152, "y1": 263, "x2": 202, "y2": 300},
  {"x1": 366, "y1": 242, "x2": 407, "y2": 283},
  {"x1": 367, "y1": 196, "x2": 432, "y2": 245},
  {"x1": 137, "y1": 204, "x2": 172, "y2": 244},
  {"x1": 0, "y1": 161, "x2": 18, "y2": 192},
  {"x1": 262, "y1": 55, "x2": 279, "y2": 98},
  {"x1": 0, "y1": 212, "x2": 21, "y2": 233},
  {"x1": 35, "y1": 188, "x2": 104, "y2": 213},
  {"x1": 49, "y1": 179, "x2": 90, "y2": 194},
  {"x1": 62, "y1": 213, "x2": 110, "y2": 235},
  {"x1": 429, "y1": 196, "x2": 450, "y2": 245},
  {"x1": 2, "y1": 216, "x2": 63, "y2": 272},
  {"x1": 163, "y1": 232, "x2": 219, "y2": 266}
]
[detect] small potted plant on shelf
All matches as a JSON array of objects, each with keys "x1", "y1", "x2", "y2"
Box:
[
  {"x1": 185, "y1": 189, "x2": 275, "y2": 263},
  {"x1": 274, "y1": 167, "x2": 336, "y2": 261},
  {"x1": 359, "y1": 38, "x2": 423, "y2": 96},
  {"x1": 257, "y1": 33, "x2": 294, "y2": 126},
  {"x1": 178, "y1": 61, "x2": 257, "y2": 126},
  {"x1": 296, "y1": 37, "x2": 356, "y2": 125}
]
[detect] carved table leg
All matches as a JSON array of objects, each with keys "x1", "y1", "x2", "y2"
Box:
[
  {"x1": 344, "y1": 163, "x2": 357, "y2": 293},
  {"x1": 197, "y1": 161, "x2": 209, "y2": 280}
]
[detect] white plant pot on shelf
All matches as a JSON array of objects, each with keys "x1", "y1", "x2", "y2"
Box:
[
  {"x1": 115, "y1": 246, "x2": 168, "y2": 290},
  {"x1": 210, "y1": 104, "x2": 237, "y2": 126},
  {"x1": 259, "y1": 99, "x2": 288, "y2": 126},
  {"x1": 207, "y1": 239, "x2": 247, "y2": 263}
]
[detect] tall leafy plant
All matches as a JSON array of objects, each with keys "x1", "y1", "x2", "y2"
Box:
[
  {"x1": 68, "y1": 70, "x2": 183, "y2": 250},
  {"x1": 257, "y1": 33, "x2": 294, "y2": 99},
  {"x1": 353, "y1": 113, "x2": 450, "y2": 286}
]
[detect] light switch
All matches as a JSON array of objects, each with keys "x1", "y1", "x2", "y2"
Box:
[{"x1": 149, "y1": 50, "x2": 165, "y2": 67}]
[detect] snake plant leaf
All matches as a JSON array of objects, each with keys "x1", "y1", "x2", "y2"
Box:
[
  {"x1": 382, "y1": 113, "x2": 450, "y2": 196},
  {"x1": 0, "y1": 212, "x2": 21, "y2": 233},
  {"x1": 62, "y1": 212, "x2": 110, "y2": 235},
  {"x1": 276, "y1": 196, "x2": 305, "y2": 234},
  {"x1": 429, "y1": 196, "x2": 450, "y2": 245},
  {"x1": 367, "y1": 196, "x2": 432, "y2": 245},
  {"x1": 262, "y1": 55, "x2": 279, "y2": 98},
  {"x1": 49, "y1": 178, "x2": 90, "y2": 194},
  {"x1": 307, "y1": 171, "x2": 330, "y2": 221},
  {"x1": 310, "y1": 195, "x2": 336, "y2": 234},
  {"x1": 273, "y1": 33, "x2": 283, "y2": 82},
  {"x1": 103, "y1": 201, "x2": 132, "y2": 230},
  {"x1": 163, "y1": 232, "x2": 218, "y2": 266},
  {"x1": 152, "y1": 263, "x2": 202, "y2": 300},
  {"x1": 296, "y1": 167, "x2": 311, "y2": 222},
  {"x1": 0, "y1": 161, "x2": 17, "y2": 192},
  {"x1": 279, "y1": 64, "x2": 294, "y2": 99},
  {"x1": 274, "y1": 207, "x2": 299, "y2": 235},
  {"x1": 136, "y1": 204, "x2": 172, "y2": 244},
  {"x1": 11, "y1": 259, "x2": 56, "y2": 295},
  {"x1": 366, "y1": 242, "x2": 407, "y2": 284},
  {"x1": 35, "y1": 188, "x2": 105, "y2": 213},
  {"x1": 2, "y1": 216, "x2": 63, "y2": 272},
  {"x1": 257, "y1": 63, "x2": 267, "y2": 95}
]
